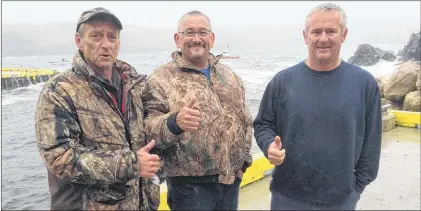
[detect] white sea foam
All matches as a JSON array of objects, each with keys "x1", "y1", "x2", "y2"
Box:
[
  {"x1": 2, "y1": 83, "x2": 45, "y2": 106},
  {"x1": 362, "y1": 60, "x2": 400, "y2": 78}
]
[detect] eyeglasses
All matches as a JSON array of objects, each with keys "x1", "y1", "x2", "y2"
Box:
[{"x1": 178, "y1": 29, "x2": 211, "y2": 37}]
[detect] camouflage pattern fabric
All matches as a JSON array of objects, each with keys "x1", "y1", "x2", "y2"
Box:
[
  {"x1": 35, "y1": 50, "x2": 160, "y2": 210},
  {"x1": 142, "y1": 51, "x2": 253, "y2": 185}
]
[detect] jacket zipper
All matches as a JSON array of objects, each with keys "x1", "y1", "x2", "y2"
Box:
[
  {"x1": 92, "y1": 77, "x2": 145, "y2": 150},
  {"x1": 123, "y1": 75, "x2": 146, "y2": 136},
  {"x1": 203, "y1": 68, "x2": 231, "y2": 180}
]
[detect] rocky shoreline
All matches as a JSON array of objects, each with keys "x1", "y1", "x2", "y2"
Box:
[
  {"x1": 348, "y1": 31, "x2": 420, "y2": 67},
  {"x1": 348, "y1": 31, "x2": 420, "y2": 112},
  {"x1": 378, "y1": 61, "x2": 420, "y2": 112}
]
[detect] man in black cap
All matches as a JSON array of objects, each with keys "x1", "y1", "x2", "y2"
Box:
[{"x1": 35, "y1": 7, "x2": 161, "y2": 210}]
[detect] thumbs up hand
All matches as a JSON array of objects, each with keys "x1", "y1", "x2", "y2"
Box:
[
  {"x1": 176, "y1": 95, "x2": 201, "y2": 132},
  {"x1": 137, "y1": 140, "x2": 161, "y2": 178},
  {"x1": 267, "y1": 136, "x2": 286, "y2": 165}
]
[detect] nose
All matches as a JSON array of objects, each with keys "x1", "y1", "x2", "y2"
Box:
[
  {"x1": 192, "y1": 33, "x2": 201, "y2": 42},
  {"x1": 101, "y1": 37, "x2": 112, "y2": 49},
  {"x1": 319, "y1": 31, "x2": 329, "y2": 42}
]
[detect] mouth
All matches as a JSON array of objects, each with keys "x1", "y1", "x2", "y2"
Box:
[
  {"x1": 317, "y1": 47, "x2": 330, "y2": 50},
  {"x1": 100, "y1": 54, "x2": 112, "y2": 58},
  {"x1": 189, "y1": 45, "x2": 204, "y2": 49}
]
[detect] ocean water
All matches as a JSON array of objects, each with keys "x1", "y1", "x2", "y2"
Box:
[{"x1": 1, "y1": 51, "x2": 401, "y2": 209}]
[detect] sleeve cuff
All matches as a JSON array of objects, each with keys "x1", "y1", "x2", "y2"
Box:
[
  {"x1": 131, "y1": 150, "x2": 138, "y2": 164},
  {"x1": 131, "y1": 150, "x2": 140, "y2": 179},
  {"x1": 166, "y1": 112, "x2": 184, "y2": 135},
  {"x1": 241, "y1": 161, "x2": 251, "y2": 173},
  {"x1": 241, "y1": 153, "x2": 253, "y2": 173}
]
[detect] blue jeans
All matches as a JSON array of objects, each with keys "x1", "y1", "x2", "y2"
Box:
[
  {"x1": 271, "y1": 189, "x2": 361, "y2": 210},
  {"x1": 167, "y1": 177, "x2": 241, "y2": 210}
]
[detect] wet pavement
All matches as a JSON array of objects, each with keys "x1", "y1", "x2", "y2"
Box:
[{"x1": 238, "y1": 127, "x2": 420, "y2": 210}]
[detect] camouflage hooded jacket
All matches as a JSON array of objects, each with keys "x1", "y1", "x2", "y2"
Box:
[
  {"x1": 142, "y1": 51, "x2": 253, "y2": 185},
  {"x1": 35, "y1": 51, "x2": 160, "y2": 210}
]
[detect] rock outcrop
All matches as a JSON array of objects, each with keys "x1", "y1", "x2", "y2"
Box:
[
  {"x1": 397, "y1": 49, "x2": 404, "y2": 57},
  {"x1": 402, "y1": 91, "x2": 421, "y2": 112},
  {"x1": 348, "y1": 44, "x2": 397, "y2": 66},
  {"x1": 375, "y1": 47, "x2": 397, "y2": 62},
  {"x1": 398, "y1": 31, "x2": 421, "y2": 62},
  {"x1": 384, "y1": 61, "x2": 419, "y2": 103},
  {"x1": 376, "y1": 76, "x2": 390, "y2": 98},
  {"x1": 348, "y1": 44, "x2": 379, "y2": 66}
]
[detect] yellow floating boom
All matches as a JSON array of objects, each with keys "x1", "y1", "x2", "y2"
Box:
[
  {"x1": 1, "y1": 67, "x2": 56, "y2": 78},
  {"x1": 389, "y1": 110, "x2": 421, "y2": 128}
]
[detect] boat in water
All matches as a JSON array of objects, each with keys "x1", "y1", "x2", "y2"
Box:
[
  {"x1": 48, "y1": 58, "x2": 71, "y2": 66},
  {"x1": 221, "y1": 45, "x2": 240, "y2": 59}
]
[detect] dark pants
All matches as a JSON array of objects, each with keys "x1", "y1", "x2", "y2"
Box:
[
  {"x1": 271, "y1": 189, "x2": 361, "y2": 210},
  {"x1": 167, "y1": 177, "x2": 241, "y2": 210}
]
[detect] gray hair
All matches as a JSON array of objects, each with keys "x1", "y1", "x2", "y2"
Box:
[
  {"x1": 77, "y1": 23, "x2": 86, "y2": 37},
  {"x1": 178, "y1": 10, "x2": 212, "y2": 32},
  {"x1": 304, "y1": 3, "x2": 347, "y2": 32},
  {"x1": 77, "y1": 15, "x2": 121, "y2": 38}
]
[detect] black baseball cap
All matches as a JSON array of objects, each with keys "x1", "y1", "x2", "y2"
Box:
[{"x1": 76, "y1": 7, "x2": 123, "y2": 32}]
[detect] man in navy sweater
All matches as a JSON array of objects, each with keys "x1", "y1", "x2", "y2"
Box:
[{"x1": 253, "y1": 3, "x2": 382, "y2": 210}]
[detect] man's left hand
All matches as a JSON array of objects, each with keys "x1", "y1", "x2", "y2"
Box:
[{"x1": 236, "y1": 170, "x2": 243, "y2": 179}]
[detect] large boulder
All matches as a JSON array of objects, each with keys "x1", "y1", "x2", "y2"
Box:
[
  {"x1": 398, "y1": 31, "x2": 421, "y2": 62},
  {"x1": 397, "y1": 49, "x2": 404, "y2": 57},
  {"x1": 349, "y1": 44, "x2": 397, "y2": 66},
  {"x1": 376, "y1": 76, "x2": 390, "y2": 98},
  {"x1": 374, "y1": 47, "x2": 384, "y2": 57},
  {"x1": 348, "y1": 44, "x2": 379, "y2": 66},
  {"x1": 375, "y1": 48, "x2": 397, "y2": 62},
  {"x1": 384, "y1": 61, "x2": 419, "y2": 102},
  {"x1": 402, "y1": 91, "x2": 421, "y2": 112},
  {"x1": 382, "y1": 51, "x2": 397, "y2": 62}
]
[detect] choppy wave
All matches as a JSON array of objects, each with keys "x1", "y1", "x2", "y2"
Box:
[
  {"x1": 2, "y1": 83, "x2": 45, "y2": 106},
  {"x1": 362, "y1": 59, "x2": 400, "y2": 78}
]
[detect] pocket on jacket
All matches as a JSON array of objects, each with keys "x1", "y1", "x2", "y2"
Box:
[{"x1": 85, "y1": 184, "x2": 130, "y2": 203}]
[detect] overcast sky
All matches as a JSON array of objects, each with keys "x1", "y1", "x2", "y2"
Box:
[
  {"x1": 2, "y1": 1, "x2": 420, "y2": 29},
  {"x1": 1, "y1": 1, "x2": 420, "y2": 58}
]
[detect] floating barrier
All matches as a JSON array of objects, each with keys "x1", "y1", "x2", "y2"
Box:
[
  {"x1": 1, "y1": 67, "x2": 57, "y2": 90},
  {"x1": 389, "y1": 110, "x2": 421, "y2": 128}
]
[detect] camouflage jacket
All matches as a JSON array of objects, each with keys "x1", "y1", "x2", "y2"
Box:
[
  {"x1": 35, "y1": 51, "x2": 160, "y2": 210},
  {"x1": 142, "y1": 51, "x2": 253, "y2": 185}
]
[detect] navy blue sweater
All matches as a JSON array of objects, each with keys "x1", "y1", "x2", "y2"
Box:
[{"x1": 253, "y1": 60, "x2": 382, "y2": 205}]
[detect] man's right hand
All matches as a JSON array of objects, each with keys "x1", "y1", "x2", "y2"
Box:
[
  {"x1": 176, "y1": 95, "x2": 201, "y2": 132},
  {"x1": 268, "y1": 136, "x2": 286, "y2": 165},
  {"x1": 137, "y1": 140, "x2": 160, "y2": 178}
]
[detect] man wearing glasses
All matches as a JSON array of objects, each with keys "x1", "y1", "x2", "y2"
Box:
[{"x1": 142, "y1": 10, "x2": 253, "y2": 210}]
